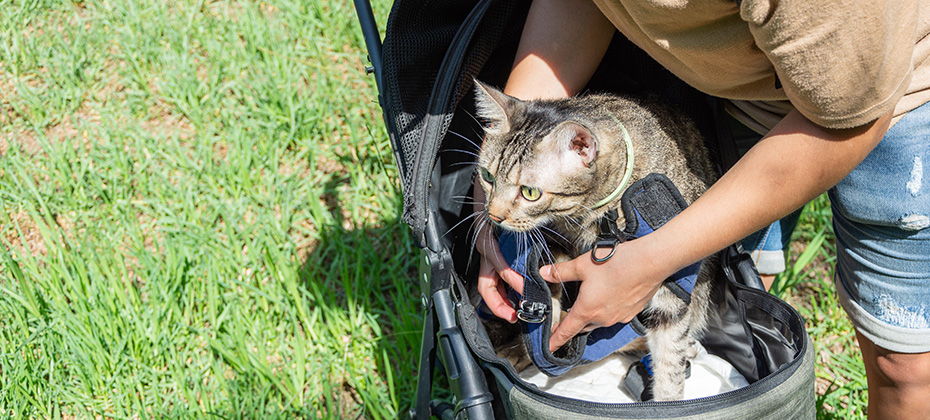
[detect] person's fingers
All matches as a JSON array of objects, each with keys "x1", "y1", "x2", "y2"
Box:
[
  {"x1": 473, "y1": 178, "x2": 526, "y2": 291},
  {"x1": 539, "y1": 258, "x2": 581, "y2": 284},
  {"x1": 495, "y1": 279, "x2": 512, "y2": 312},
  {"x1": 478, "y1": 259, "x2": 517, "y2": 322},
  {"x1": 488, "y1": 253, "x2": 525, "y2": 293},
  {"x1": 472, "y1": 178, "x2": 521, "y2": 322},
  {"x1": 475, "y1": 226, "x2": 525, "y2": 294},
  {"x1": 549, "y1": 311, "x2": 589, "y2": 352}
]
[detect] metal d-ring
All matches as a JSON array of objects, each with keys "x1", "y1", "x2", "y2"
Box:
[{"x1": 591, "y1": 236, "x2": 619, "y2": 263}]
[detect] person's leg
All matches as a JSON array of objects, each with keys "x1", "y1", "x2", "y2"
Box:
[
  {"x1": 857, "y1": 332, "x2": 930, "y2": 419},
  {"x1": 830, "y1": 101, "x2": 930, "y2": 419},
  {"x1": 833, "y1": 210, "x2": 930, "y2": 418}
]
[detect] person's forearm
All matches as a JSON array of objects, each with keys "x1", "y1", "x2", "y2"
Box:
[
  {"x1": 641, "y1": 109, "x2": 892, "y2": 278},
  {"x1": 504, "y1": 0, "x2": 615, "y2": 100}
]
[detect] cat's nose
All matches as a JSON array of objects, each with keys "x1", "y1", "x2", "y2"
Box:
[{"x1": 487, "y1": 213, "x2": 504, "y2": 225}]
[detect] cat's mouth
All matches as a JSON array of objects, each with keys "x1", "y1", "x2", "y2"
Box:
[
  {"x1": 485, "y1": 208, "x2": 541, "y2": 233},
  {"x1": 492, "y1": 218, "x2": 536, "y2": 233}
]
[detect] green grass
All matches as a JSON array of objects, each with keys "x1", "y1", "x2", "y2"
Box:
[
  {"x1": 0, "y1": 0, "x2": 421, "y2": 418},
  {"x1": 0, "y1": 0, "x2": 867, "y2": 418},
  {"x1": 774, "y1": 195, "x2": 868, "y2": 419}
]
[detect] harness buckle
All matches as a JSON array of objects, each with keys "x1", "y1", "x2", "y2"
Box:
[
  {"x1": 592, "y1": 209, "x2": 622, "y2": 263},
  {"x1": 516, "y1": 299, "x2": 547, "y2": 323},
  {"x1": 592, "y1": 236, "x2": 619, "y2": 263}
]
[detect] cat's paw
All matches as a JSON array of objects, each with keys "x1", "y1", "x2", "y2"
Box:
[
  {"x1": 686, "y1": 338, "x2": 699, "y2": 359},
  {"x1": 550, "y1": 297, "x2": 562, "y2": 324},
  {"x1": 496, "y1": 338, "x2": 532, "y2": 372}
]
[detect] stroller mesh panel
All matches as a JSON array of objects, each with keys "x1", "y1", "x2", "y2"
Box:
[{"x1": 382, "y1": 0, "x2": 526, "y2": 239}]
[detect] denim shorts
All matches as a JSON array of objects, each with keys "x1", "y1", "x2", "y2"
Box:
[
  {"x1": 741, "y1": 209, "x2": 802, "y2": 275},
  {"x1": 829, "y1": 101, "x2": 930, "y2": 353}
]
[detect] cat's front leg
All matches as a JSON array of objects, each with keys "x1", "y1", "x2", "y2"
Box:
[{"x1": 643, "y1": 308, "x2": 694, "y2": 401}]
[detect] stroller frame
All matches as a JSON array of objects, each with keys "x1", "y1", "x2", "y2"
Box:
[{"x1": 353, "y1": 1, "x2": 496, "y2": 418}]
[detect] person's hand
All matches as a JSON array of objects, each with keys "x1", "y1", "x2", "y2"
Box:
[
  {"x1": 539, "y1": 237, "x2": 669, "y2": 352},
  {"x1": 473, "y1": 181, "x2": 526, "y2": 323}
]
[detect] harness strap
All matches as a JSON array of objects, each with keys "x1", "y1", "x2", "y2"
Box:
[
  {"x1": 499, "y1": 234, "x2": 588, "y2": 372},
  {"x1": 629, "y1": 313, "x2": 648, "y2": 337},
  {"x1": 496, "y1": 173, "x2": 703, "y2": 377},
  {"x1": 592, "y1": 209, "x2": 622, "y2": 262}
]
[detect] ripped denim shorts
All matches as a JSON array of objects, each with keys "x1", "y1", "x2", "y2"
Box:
[{"x1": 830, "y1": 100, "x2": 930, "y2": 353}]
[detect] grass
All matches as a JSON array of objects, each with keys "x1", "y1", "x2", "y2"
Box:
[
  {"x1": 0, "y1": 0, "x2": 866, "y2": 418},
  {"x1": 1, "y1": 0, "x2": 420, "y2": 418},
  {"x1": 774, "y1": 195, "x2": 869, "y2": 419}
]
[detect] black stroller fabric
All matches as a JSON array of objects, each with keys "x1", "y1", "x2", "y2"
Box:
[
  {"x1": 372, "y1": 0, "x2": 816, "y2": 418},
  {"x1": 382, "y1": 0, "x2": 527, "y2": 245}
]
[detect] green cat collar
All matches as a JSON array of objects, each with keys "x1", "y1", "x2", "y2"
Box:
[{"x1": 592, "y1": 121, "x2": 634, "y2": 209}]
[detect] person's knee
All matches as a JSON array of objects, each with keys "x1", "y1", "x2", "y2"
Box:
[{"x1": 870, "y1": 348, "x2": 930, "y2": 389}]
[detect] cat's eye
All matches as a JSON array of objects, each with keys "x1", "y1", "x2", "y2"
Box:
[
  {"x1": 479, "y1": 167, "x2": 495, "y2": 184},
  {"x1": 521, "y1": 186, "x2": 542, "y2": 201}
]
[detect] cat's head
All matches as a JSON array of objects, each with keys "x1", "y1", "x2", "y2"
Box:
[{"x1": 473, "y1": 81, "x2": 608, "y2": 233}]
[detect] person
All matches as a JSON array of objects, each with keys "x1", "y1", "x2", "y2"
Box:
[{"x1": 473, "y1": 0, "x2": 930, "y2": 418}]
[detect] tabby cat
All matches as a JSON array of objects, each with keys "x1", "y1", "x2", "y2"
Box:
[{"x1": 471, "y1": 80, "x2": 719, "y2": 401}]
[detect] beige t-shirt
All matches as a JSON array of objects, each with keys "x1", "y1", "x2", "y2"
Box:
[{"x1": 593, "y1": 0, "x2": 930, "y2": 132}]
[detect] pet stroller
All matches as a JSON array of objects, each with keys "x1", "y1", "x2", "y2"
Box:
[{"x1": 352, "y1": 1, "x2": 816, "y2": 418}]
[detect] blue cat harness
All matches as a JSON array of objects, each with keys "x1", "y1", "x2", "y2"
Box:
[{"x1": 498, "y1": 173, "x2": 701, "y2": 377}]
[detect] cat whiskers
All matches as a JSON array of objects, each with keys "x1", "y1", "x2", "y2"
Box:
[
  {"x1": 555, "y1": 214, "x2": 586, "y2": 235},
  {"x1": 539, "y1": 224, "x2": 573, "y2": 250},
  {"x1": 451, "y1": 195, "x2": 481, "y2": 207},
  {"x1": 536, "y1": 225, "x2": 573, "y2": 298},
  {"x1": 444, "y1": 210, "x2": 483, "y2": 239},
  {"x1": 573, "y1": 202, "x2": 599, "y2": 220},
  {"x1": 529, "y1": 228, "x2": 556, "y2": 266},
  {"x1": 466, "y1": 212, "x2": 496, "y2": 272},
  {"x1": 442, "y1": 149, "x2": 481, "y2": 160},
  {"x1": 453, "y1": 106, "x2": 491, "y2": 142},
  {"x1": 447, "y1": 163, "x2": 480, "y2": 172},
  {"x1": 447, "y1": 129, "x2": 484, "y2": 153}
]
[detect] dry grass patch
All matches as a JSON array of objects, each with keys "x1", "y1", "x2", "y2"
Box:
[
  {"x1": 3, "y1": 209, "x2": 47, "y2": 257},
  {"x1": 141, "y1": 102, "x2": 195, "y2": 141}
]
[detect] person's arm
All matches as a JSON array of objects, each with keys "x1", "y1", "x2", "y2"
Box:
[
  {"x1": 474, "y1": 0, "x2": 616, "y2": 322},
  {"x1": 503, "y1": 0, "x2": 615, "y2": 100},
  {"x1": 541, "y1": 107, "x2": 893, "y2": 351}
]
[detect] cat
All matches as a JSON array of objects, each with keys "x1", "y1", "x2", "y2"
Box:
[{"x1": 470, "y1": 80, "x2": 719, "y2": 401}]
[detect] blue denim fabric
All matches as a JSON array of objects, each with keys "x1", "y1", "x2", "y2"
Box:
[
  {"x1": 740, "y1": 209, "x2": 803, "y2": 275},
  {"x1": 830, "y1": 101, "x2": 930, "y2": 353}
]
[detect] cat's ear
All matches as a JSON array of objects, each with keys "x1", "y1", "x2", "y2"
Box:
[
  {"x1": 473, "y1": 79, "x2": 516, "y2": 134},
  {"x1": 553, "y1": 122, "x2": 597, "y2": 168}
]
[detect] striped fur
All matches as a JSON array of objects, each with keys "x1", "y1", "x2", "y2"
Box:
[{"x1": 473, "y1": 80, "x2": 719, "y2": 401}]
